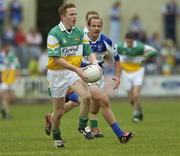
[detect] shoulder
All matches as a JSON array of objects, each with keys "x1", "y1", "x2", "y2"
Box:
[
  {"x1": 74, "y1": 26, "x2": 84, "y2": 35},
  {"x1": 136, "y1": 41, "x2": 144, "y2": 46},
  {"x1": 101, "y1": 33, "x2": 112, "y2": 46},
  {"x1": 48, "y1": 25, "x2": 60, "y2": 36},
  {"x1": 115, "y1": 42, "x2": 124, "y2": 48},
  {"x1": 136, "y1": 41, "x2": 145, "y2": 49},
  {"x1": 47, "y1": 25, "x2": 61, "y2": 44}
]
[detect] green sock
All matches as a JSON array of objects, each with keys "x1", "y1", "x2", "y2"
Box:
[
  {"x1": 79, "y1": 116, "x2": 88, "y2": 129},
  {"x1": 90, "y1": 119, "x2": 98, "y2": 128},
  {"x1": 52, "y1": 128, "x2": 62, "y2": 140},
  {"x1": 133, "y1": 110, "x2": 141, "y2": 117}
]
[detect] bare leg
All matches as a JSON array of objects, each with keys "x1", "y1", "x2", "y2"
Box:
[
  {"x1": 131, "y1": 85, "x2": 143, "y2": 122},
  {"x1": 64, "y1": 101, "x2": 79, "y2": 113},
  {"x1": 90, "y1": 85, "x2": 116, "y2": 125}
]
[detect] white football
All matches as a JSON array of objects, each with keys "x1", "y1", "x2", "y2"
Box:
[{"x1": 83, "y1": 64, "x2": 102, "y2": 83}]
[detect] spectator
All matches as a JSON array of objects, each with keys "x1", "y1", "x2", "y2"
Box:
[
  {"x1": 26, "y1": 27, "x2": 42, "y2": 60},
  {"x1": 160, "y1": 39, "x2": 176, "y2": 75},
  {"x1": 2, "y1": 25, "x2": 15, "y2": 46},
  {"x1": 0, "y1": 0, "x2": 6, "y2": 44},
  {"x1": 38, "y1": 48, "x2": 48, "y2": 75},
  {"x1": 28, "y1": 58, "x2": 39, "y2": 76},
  {"x1": 129, "y1": 14, "x2": 143, "y2": 40},
  {"x1": 109, "y1": 1, "x2": 122, "y2": 43},
  {"x1": 9, "y1": 0, "x2": 23, "y2": 30},
  {"x1": 148, "y1": 32, "x2": 162, "y2": 52},
  {"x1": 161, "y1": 0, "x2": 179, "y2": 44},
  {"x1": 14, "y1": 25, "x2": 28, "y2": 69}
]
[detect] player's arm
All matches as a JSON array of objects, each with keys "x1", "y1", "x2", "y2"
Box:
[
  {"x1": 144, "y1": 45, "x2": 158, "y2": 59},
  {"x1": 111, "y1": 43, "x2": 121, "y2": 89},
  {"x1": 103, "y1": 36, "x2": 121, "y2": 88}
]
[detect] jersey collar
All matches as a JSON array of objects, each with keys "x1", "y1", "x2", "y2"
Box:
[
  {"x1": 124, "y1": 41, "x2": 137, "y2": 48},
  {"x1": 59, "y1": 21, "x2": 75, "y2": 34},
  {"x1": 87, "y1": 32, "x2": 102, "y2": 43}
]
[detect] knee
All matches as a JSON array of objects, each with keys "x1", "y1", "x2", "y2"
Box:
[
  {"x1": 90, "y1": 106, "x2": 100, "y2": 114},
  {"x1": 129, "y1": 98, "x2": 134, "y2": 105},
  {"x1": 81, "y1": 93, "x2": 91, "y2": 104},
  {"x1": 133, "y1": 94, "x2": 139, "y2": 101},
  {"x1": 90, "y1": 109, "x2": 99, "y2": 114},
  {"x1": 100, "y1": 98, "x2": 110, "y2": 108},
  {"x1": 53, "y1": 109, "x2": 65, "y2": 120}
]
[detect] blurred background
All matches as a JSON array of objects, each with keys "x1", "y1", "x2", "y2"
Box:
[{"x1": 0, "y1": 0, "x2": 180, "y2": 99}]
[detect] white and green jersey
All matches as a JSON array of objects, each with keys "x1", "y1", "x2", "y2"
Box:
[
  {"x1": 47, "y1": 21, "x2": 92, "y2": 70},
  {"x1": 114, "y1": 41, "x2": 157, "y2": 72},
  {"x1": 1, "y1": 51, "x2": 20, "y2": 85}
]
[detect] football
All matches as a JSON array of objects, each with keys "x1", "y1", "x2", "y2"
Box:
[{"x1": 83, "y1": 64, "x2": 102, "y2": 83}]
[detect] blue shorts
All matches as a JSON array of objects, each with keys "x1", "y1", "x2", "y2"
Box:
[{"x1": 65, "y1": 91, "x2": 79, "y2": 103}]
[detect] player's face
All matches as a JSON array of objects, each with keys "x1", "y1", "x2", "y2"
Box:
[
  {"x1": 126, "y1": 38, "x2": 134, "y2": 48},
  {"x1": 88, "y1": 19, "x2": 102, "y2": 39},
  {"x1": 62, "y1": 7, "x2": 77, "y2": 28}
]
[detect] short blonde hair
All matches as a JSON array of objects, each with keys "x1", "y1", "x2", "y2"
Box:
[{"x1": 58, "y1": 3, "x2": 76, "y2": 19}]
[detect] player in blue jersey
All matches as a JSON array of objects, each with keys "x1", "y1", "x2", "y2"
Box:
[{"x1": 45, "y1": 16, "x2": 135, "y2": 144}]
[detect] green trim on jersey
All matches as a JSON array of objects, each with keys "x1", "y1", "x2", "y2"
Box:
[{"x1": 116, "y1": 41, "x2": 145, "y2": 56}]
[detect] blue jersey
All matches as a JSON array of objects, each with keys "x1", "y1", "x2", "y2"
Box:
[{"x1": 81, "y1": 33, "x2": 119, "y2": 68}]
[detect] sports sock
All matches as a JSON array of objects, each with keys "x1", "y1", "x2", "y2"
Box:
[
  {"x1": 0, "y1": 109, "x2": 6, "y2": 119},
  {"x1": 52, "y1": 128, "x2": 62, "y2": 140},
  {"x1": 79, "y1": 116, "x2": 88, "y2": 129},
  {"x1": 133, "y1": 110, "x2": 141, "y2": 117},
  {"x1": 111, "y1": 122, "x2": 124, "y2": 137},
  {"x1": 90, "y1": 119, "x2": 98, "y2": 128}
]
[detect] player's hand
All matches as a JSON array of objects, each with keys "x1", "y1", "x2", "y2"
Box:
[
  {"x1": 112, "y1": 75, "x2": 120, "y2": 89},
  {"x1": 76, "y1": 67, "x2": 88, "y2": 82}
]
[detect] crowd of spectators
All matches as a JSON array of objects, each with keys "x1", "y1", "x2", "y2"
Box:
[
  {"x1": 0, "y1": 0, "x2": 180, "y2": 77},
  {"x1": 0, "y1": 0, "x2": 47, "y2": 76}
]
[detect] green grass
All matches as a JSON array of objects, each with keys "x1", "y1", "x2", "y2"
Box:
[{"x1": 0, "y1": 99, "x2": 180, "y2": 156}]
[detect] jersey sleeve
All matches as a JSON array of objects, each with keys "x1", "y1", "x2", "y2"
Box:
[
  {"x1": 47, "y1": 30, "x2": 61, "y2": 57},
  {"x1": 144, "y1": 44, "x2": 158, "y2": 58},
  {"x1": 82, "y1": 34, "x2": 92, "y2": 57},
  {"x1": 102, "y1": 34, "x2": 120, "y2": 62}
]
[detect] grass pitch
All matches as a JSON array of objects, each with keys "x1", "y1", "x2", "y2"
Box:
[{"x1": 0, "y1": 98, "x2": 180, "y2": 156}]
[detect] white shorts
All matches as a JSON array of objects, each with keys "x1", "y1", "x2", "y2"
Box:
[
  {"x1": 88, "y1": 74, "x2": 104, "y2": 90},
  {"x1": 122, "y1": 68, "x2": 144, "y2": 91},
  {"x1": 0, "y1": 83, "x2": 16, "y2": 91},
  {"x1": 47, "y1": 69, "x2": 80, "y2": 98}
]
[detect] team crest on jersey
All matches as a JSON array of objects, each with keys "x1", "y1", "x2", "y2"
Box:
[
  {"x1": 98, "y1": 44, "x2": 103, "y2": 51},
  {"x1": 62, "y1": 39, "x2": 67, "y2": 44},
  {"x1": 75, "y1": 37, "x2": 80, "y2": 42}
]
